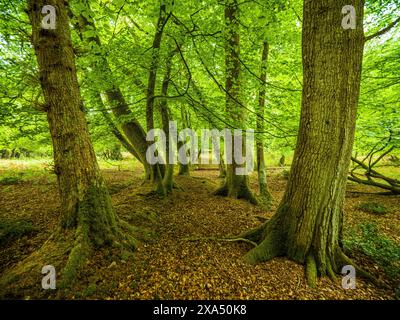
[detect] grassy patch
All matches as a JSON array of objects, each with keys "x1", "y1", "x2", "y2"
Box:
[
  {"x1": 0, "y1": 218, "x2": 38, "y2": 245},
  {"x1": 344, "y1": 223, "x2": 400, "y2": 280},
  {"x1": 0, "y1": 168, "x2": 54, "y2": 186},
  {"x1": 357, "y1": 202, "x2": 388, "y2": 215},
  {"x1": 0, "y1": 174, "x2": 23, "y2": 185}
]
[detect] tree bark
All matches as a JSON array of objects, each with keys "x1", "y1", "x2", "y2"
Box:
[
  {"x1": 27, "y1": 0, "x2": 136, "y2": 285},
  {"x1": 159, "y1": 45, "x2": 179, "y2": 195},
  {"x1": 215, "y1": 0, "x2": 256, "y2": 204},
  {"x1": 146, "y1": 1, "x2": 169, "y2": 132},
  {"x1": 178, "y1": 106, "x2": 191, "y2": 176},
  {"x1": 256, "y1": 41, "x2": 273, "y2": 206},
  {"x1": 242, "y1": 0, "x2": 368, "y2": 286},
  {"x1": 92, "y1": 93, "x2": 142, "y2": 162},
  {"x1": 144, "y1": 2, "x2": 171, "y2": 183}
]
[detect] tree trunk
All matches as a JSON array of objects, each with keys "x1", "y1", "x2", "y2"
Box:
[
  {"x1": 159, "y1": 45, "x2": 179, "y2": 195},
  {"x1": 75, "y1": 7, "x2": 151, "y2": 180},
  {"x1": 143, "y1": 2, "x2": 171, "y2": 183},
  {"x1": 256, "y1": 41, "x2": 273, "y2": 206},
  {"x1": 242, "y1": 0, "x2": 368, "y2": 287},
  {"x1": 218, "y1": 150, "x2": 227, "y2": 178},
  {"x1": 146, "y1": 1, "x2": 169, "y2": 132},
  {"x1": 27, "y1": 0, "x2": 136, "y2": 285},
  {"x1": 178, "y1": 106, "x2": 191, "y2": 176},
  {"x1": 93, "y1": 93, "x2": 142, "y2": 162},
  {"x1": 214, "y1": 0, "x2": 256, "y2": 204}
]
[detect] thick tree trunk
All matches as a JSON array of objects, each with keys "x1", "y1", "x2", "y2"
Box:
[
  {"x1": 215, "y1": 0, "x2": 256, "y2": 204},
  {"x1": 256, "y1": 41, "x2": 273, "y2": 206},
  {"x1": 242, "y1": 0, "x2": 367, "y2": 286},
  {"x1": 27, "y1": 0, "x2": 136, "y2": 285}
]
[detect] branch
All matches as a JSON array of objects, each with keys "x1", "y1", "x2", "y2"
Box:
[{"x1": 365, "y1": 16, "x2": 400, "y2": 42}]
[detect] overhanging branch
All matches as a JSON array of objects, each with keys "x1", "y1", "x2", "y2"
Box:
[{"x1": 365, "y1": 16, "x2": 400, "y2": 42}]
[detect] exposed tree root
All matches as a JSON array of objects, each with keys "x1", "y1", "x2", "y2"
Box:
[
  {"x1": 213, "y1": 184, "x2": 229, "y2": 197},
  {"x1": 60, "y1": 224, "x2": 90, "y2": 288},
  {"x1": 236, "y1": 223, "x2": 266, "y2": 243},
  {"x1": 183, "y1": 236, "x2": 257, "y2": 247},
  {"x1": 236, "y1": 218, "x2": 389, "y2": 289},
  {"x1": 242, "y1": 233, "x2": 283, "y2": 264},
  {"x1": 172, "y1": 182, "x2": 185, "y2": 192},
  {"x1": 335, "y1": 248, "x2": 389, "y2": 288},
  {"x1": 0, "y1": 214, "x2": 138, "y2": 296},
  {"x1": 305, "y1": 253, "x2": 317, "y2": 288},
  {"x1": 214, "y1": 183, "x2": 258, "y2": 205}
]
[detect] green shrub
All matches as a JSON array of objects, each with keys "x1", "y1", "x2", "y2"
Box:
[
  {"x1": 0, "y1": 174, "x2": 23, "y2": 185},
  {"x1": 344, "y1": 223, "x2": 400, "y2": 279},
  {"x1": 357, "y1": 202, "x2": 388, "y2": 215},
  {"x1": 0, "y1": 218, "x2": 37, "y2": 245}
]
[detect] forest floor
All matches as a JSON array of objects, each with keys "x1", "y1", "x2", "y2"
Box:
[{"x1": 0, "y1": 159, "x2": 399, "y2": 300}]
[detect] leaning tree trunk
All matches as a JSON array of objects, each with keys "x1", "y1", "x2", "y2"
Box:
[
  {"x1": 75, "y1": 8, "x2": 152, "y2": 180},
  {"x1": 214, "y1": 0, "x2": 257, "y2": 204},
  {"x1": 256, "y1": 41, "x2": 273, "y2": 206},
  {"x1": 27, "y1": 0, "x2": 136, "y2": 285},
  {"x1": 242, "y1": 0, "x2": 369, "y2": 287}
]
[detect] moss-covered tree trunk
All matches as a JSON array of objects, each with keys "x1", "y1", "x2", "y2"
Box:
[
  {"x1": 215, "y1": 0, "x2": 256, "y2": 204},
  {"x1": 242, "y1": 0, "x2": 367, "y2": 286},
  {"x1": 256, "y1": 41, "x2": 273, "y2": 206},
  {"x1": 27, "y1": 0, "x2": 136, "y2": 285}
]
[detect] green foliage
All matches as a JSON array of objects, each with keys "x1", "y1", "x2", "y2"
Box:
[
  {"x1": 357, "y1": 202, "x2": 389, "y2": 215},
  {"x1": 344, "y1": 223, "x2": 400, "y2": 279},
  {"x1": 0, "y1": 218, "x2": 37, "y2": 245},
  {"x1": 0, "y1": 174, "x2": 22, "y2": 185},
  {"x1": 0, "y1": 0, "x2": 399, "y2": 159},
  {"x1": 0, "y1": 167, "x2": 54, "y2": 185}
]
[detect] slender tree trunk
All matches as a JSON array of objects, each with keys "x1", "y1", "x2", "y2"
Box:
[
  {"x1": 75, "y1": 8, "x2": 152, "y2": 180},
  {"x1": 104, "y1": 88, "x2": 153, "y2": 178},
  {"x1": 218, "y1": 149, "x2": 227, "y2": 178},
  {"x1": 27, "y1": 0, "x2": 136, "y2": 285},
  {"x1": 92, "y1": 93, "x2": 142, "y2": 162},
  {"x1": 144, "y1": 1, "x2": 171, "y2": 183},
  {"x1": 146, "y1": 1, "x2": 169, "y2": 132},
  {"x1": 256, "y1": 41, "x2": 273, "y2": 206},
  {"x1": 215, "y1": 0, "x2": 256, "y2": 204},
  {"x1": 178, "y1": 106, "x2": 191, "y2": 176},
  {"x1": 242, "y1": 0, "x2": 368, "y2": 287},
  {"x1": 158, "y1": 45, "x2": 179, "y2": 195}
]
